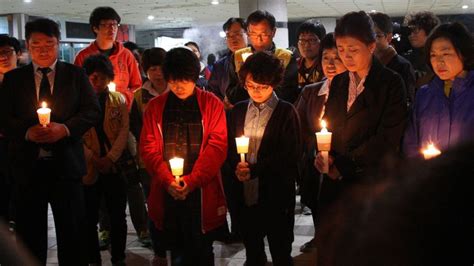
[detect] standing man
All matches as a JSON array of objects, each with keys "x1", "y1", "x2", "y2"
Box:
[
  {"x1": 208, "y1": 17, "x2": 248, "y2": 110},
  {"x1": 0, "y1": 18, "x2": 100, "y2": 265},
  {"x1": 296, "y1": 19, "x2": 326, "y2": 90},
  {"x1": 370, "y1": 12, "x2": 416, "y2": 105},
  {"x1": 235, "y1": 10, "x2": 299, "y2": 103},
  {"x1": 402, "y1": 11, "x2": 440, "y2": 90},
  {"x1": 74, "y1": 6, "x2": 142, "y2": 108}
]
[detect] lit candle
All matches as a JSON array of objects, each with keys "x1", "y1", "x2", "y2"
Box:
[
  {"x1": 169, "y1": 157, "x2": 184, "y2": 182},
  {"x1": 235, "y1": 136, "x2": 249, "y2": 163},
  {"x1": 37, "y1": 101, "x2": 51, "y2": 127},
  {"x1": 241, "y1": 52, "x2": 253, "y2": 62},
  {"x1": 315, "y1": 120, "x2": 332, "y2": 173},
  {"x1": 422, "y1": 143, "x2": 441, "y2": 160},
  {"x1": 108, "y1": 81, "x2": 116, "y2": 92}
]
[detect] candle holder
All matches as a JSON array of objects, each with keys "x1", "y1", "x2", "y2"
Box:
[
  {"x1": 315, "y1": 120, "x2": 332, "y2": 174},
  {"x1": 235, "y1": 136, "x2": 249, "y2": 163},
  {"x1": 169, "y1": 157, "x2": 184, "y2": 186},
  {"x1": 37, "y1": 101, "x2": 51, "y2": 127}
]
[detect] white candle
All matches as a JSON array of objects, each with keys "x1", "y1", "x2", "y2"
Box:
[
  {"x1": 169, "y1": 157, "x2": 184, "y2": 181},
  {"x1": 315, "y1": 120, "x2": 332, "y2": 174},
  {"x1": 235, "y1": 136, "x2": 249, "y2": 162},
  {"x1": 241, "y1": 52, "x2": 252, "y2": 62},
  {"x1": 108, "y1": 81, "x2": 116, "y2": 92},
  {"x1": 37, "y1": 101, "x2": 51, "y2": 127},
  {"x1": 422, "y1": 143, "x2": 441, "y2": 160}
]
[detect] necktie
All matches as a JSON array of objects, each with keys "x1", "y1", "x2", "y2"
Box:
[{"x1": 38, "y1": 67, "x2": 52, "y2": 103}]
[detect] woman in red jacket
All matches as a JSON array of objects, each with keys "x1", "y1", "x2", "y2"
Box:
[{"x1": 140, "y1": 47, "x2": 228, "y2": 266}]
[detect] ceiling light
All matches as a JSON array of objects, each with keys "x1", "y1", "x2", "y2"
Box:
[
  {"x1": 24, "y1": 0, "x2": 32, "y2": 3},
  {"x1": 370, "y1": 9, "x2": 376, "y2": 13},
  {"x1": 219, "y1": 31, "x2": 226, "y2": 38},
  {"x1": 147, "y1": 15, "x2": 154, "y2": 20},
  {"x1": 462, "y1": 5, "x2": 468, "y2": 9},
  {"x1": 211, "y1": 0, "x2": 219, "y2": 5}
]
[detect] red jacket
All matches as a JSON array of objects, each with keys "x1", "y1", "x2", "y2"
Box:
[
  {"x1": 140, "y1": 88, "x2": 228, "y2": 233},
  {"x1": 74, "y1": 41, "x2": 142, "y2": 108}
]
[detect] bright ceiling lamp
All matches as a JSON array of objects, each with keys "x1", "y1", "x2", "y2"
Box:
[
  {"x1": 462, "y1": 5, "x2": 468, "y2": 9},
  {"x1": 211, "y1": 0, "x2": 219, "y2": 5},
  {"x1": 24, "y1": 0, "x2": 32, "y2": 3},
  {"x1": 148, "y1": 15, "x2": 155, "y2": 20}
]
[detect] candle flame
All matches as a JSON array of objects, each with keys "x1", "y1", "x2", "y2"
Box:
[
  {"x1": 41, "y1": 101, "x2": 47, "y2": 108},
  {"x1": 108, "y1": 82, "x2": 116, "y2": 92},
  {"x1": 320, "y1": 119, "x2": 327, "y2": 129}
]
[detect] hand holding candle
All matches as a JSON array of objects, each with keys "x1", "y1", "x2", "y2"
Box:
[
  {"x1": 169, "y1": 157, "x2": 184, "y2": 183},
  {"x1": 235, "y1": 136, "x2": 249, "y2": 162},
  {"x1": 422, "y1": 143, "x2": 441, "y2": 160},
  {"x1": 37, "y1": 101, "x2": 51, "y2": 127},
  {"x1": 315, "y1": 120, "x2": 332, "y2": 174}
]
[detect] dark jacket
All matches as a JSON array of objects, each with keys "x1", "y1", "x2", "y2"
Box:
[
  {"x1": 402, "y1": 48, "x2": 435, "y2": 90},
  {"x1": 403, "y1": 70, "x2": 474, "y2": 158},
  {"x1": 386, "y1": 54, "x2": 416, "y2": 106},
  {"x1": 227, "y1": 100, "x2": 301, "y2": 210},
  {"x1": 295, "y1": 80, "x2": 328, "y2": 207},
  {"x1": 0, "y1": 62, "x2": 100, "y2": 184},
  {"x1": 207, "y1": 52, "x2": 249, "y2": 105},
  {"x1": 323, "y1": 57, "x2": 407, "y2": 182}
]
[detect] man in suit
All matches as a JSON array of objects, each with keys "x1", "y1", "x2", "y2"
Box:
[{"x1": 0, "y1": 18, "x2": 100, "y2": 265}]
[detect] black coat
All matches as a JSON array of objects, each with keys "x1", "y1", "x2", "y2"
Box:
[
  {"x1": 386, "y1": 54, "x2": 416, "y2": 106},
  {"x1": 227, "y1": 99, "x2": 301, "y2": 210},
  {"x1": 323, "y1": 57, "x2": 407, "y2": 183},
  {"x1": 0, "y1": 62, "x2": 100, "y2": 184}
]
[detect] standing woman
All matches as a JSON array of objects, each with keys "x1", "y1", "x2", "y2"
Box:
[
  {"x1": 403, "y1": 22, "x2": 474, "y2": 158},
  {"x1": 314, "y1": 11, "x2": 407, "y2": 193},
  {"x1": 228, "y1": 52, "x2": 301, "y2": 266},
  {"x1": 295, "y1": 32, "x2": 347, "y2": 253}
]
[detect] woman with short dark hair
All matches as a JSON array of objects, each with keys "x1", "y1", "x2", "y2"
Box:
[
  {"x1": 314, "y1": 11, "x2": 407, "y2": 213},
  {"x1": 228, "y1": 51, "x2": 301, "y2": 265},
  {"x1": 140, "y1": 47, "x2": 228, "y2": 265},
  {"x1": 403, "y1": 22, "x2": 474, "y2": 158}
]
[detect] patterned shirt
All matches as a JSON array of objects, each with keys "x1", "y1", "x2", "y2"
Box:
[
  {"x1": 244, "y1": 92, "x2": 279, "y2": 164},
  {"x1": 347, "y1": 71, "x2": 366, "y2": 111}
]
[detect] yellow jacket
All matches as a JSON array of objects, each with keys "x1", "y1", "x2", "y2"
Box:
[
  {"x1": 234, "y1": 46, "x2": 293, "y2": 73},
  {"x1": 82, "y1": 92, "x2": 129, "y2": 184}
]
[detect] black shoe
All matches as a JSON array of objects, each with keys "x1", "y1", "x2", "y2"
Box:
[{"x1": 300, "y1": 238, "x2": 316, "y2": 253}]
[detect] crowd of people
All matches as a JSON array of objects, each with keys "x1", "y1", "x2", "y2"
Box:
[{"x1": 0, "y1": 5, "x2": 473, "y2": 266}]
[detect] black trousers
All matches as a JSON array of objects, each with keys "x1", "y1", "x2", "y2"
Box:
[
  {"x1": 14, "y1": 160, "x2": 86, "y2": 266},
  {"x1": 240, "y1": 203, "x2": 295, "y2": 266},
  {"x1": 83, "y1": 172, "x2": 127, "y2": 264}
]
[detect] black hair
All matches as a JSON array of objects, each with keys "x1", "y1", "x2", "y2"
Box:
[
  {"x1": 89, "y1": 7, "x2": 121, "y2": 34},
  {"x1": 425, "y1": 22, "x2": 474, "y2": 71},
  {"x1": 141, "y1": 47, "x2": 166, "y2": 73},
  {"x1": 318, "y1": 32, "x2": 338, "y2": 64},
  {"x1": 184, "y1": 41, "x2": 200, "y2": 52},
  {"x1": 335, "y1": 11, "x2": 375, "y2": 45},
  {"x1": 207, "y1": 53, "x2": 216, "y2": 66},
  {"x1": 25, "y1": 18, "x2": 60, "y2": 41},
  {"x1": 297, "y1": 19, "x2": 326, "y2": 41},
  {"x1": 123, "y1": 41, "x2": 139, "y2": 51},
  {"x1": 238, "y1": 51, "x2": 284, "y2": 88},
  {"x1": 369, "y1": 12, "x2": 393, "y2": 34},
  {"x1": 163, "y1": 47, "x2": 200, "y2": 82},
  {"x1": 83, "y1": 54, "x2": 115, "y2": 80},
  {"x1": 223, "y1": 17, "x2": 246, "y2": 32},
  {"x1": 0, "y1": 35, "x2": 21, "y2": 53},
  {"x1": 404, "y1": 11, "x2": 440, "y2": 36},
  {"x1": 247, "y1": 10, "x2": 276, "y2": 29}
]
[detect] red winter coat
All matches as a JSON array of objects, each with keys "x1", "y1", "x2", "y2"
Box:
[
  {"x1": 74, "y1": 41, "x2": 142, "y2": 108},
  {"x1": 140, "y1": 88, "x2": 228, "y2": 233}
]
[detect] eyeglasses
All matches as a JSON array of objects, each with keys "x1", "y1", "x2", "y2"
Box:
[
  {"x1": 99, "y1": 23, "x2": 120, "y2": 29},
  {"x1": 408, "y1": 26, "x2": 422, "y2": 35},
  {"x1": 298, "y1": 38, "x2": 320, "y2": 46},
  {"x1": 245, "y1": 82, "x2": 271, "y2": 92},
  {"x1": 247, "y1": 32, "x2": 272, "y2": 40},
  {"x1": 0, "y1": 48, "x2": 15, "y2": 57},
  {"x1": 375, "y1": 33, "x2": 386, "y2": 39},
  {"x1": 225, "y1": 31, "x2": 245, "y2": 39}
]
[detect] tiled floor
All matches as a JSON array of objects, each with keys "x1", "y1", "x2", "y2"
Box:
[{"x1": 45, "y1": 196, "x2": 316, "y2": 265}]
